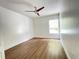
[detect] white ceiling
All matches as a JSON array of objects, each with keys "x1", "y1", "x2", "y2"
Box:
[{"x1": 0, "y1": 0, "x2": 62, "y2": 18}]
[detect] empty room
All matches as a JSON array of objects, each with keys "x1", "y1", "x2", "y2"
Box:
[{"x1": 0, "y1": 0, "x2": 79, "y2": 59}]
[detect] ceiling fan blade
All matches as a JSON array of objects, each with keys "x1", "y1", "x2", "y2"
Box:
[
  {"x1": 36, "y1": 6, "x2": 45, "y2": 12},
  {"x1": 36, "y1": 13, "x2": 40, "y2": 16},
  {"x1": 25, "y1": 11, "x2": 35, "y2": 12}
]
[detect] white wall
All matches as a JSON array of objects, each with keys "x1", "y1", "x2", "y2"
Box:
[
  {"x1": 61, "y1": 0, "x2": 79, "y2": 59},
  {"x1": 33, "y1": 14, "x2": 59, "y2": 38},
  {"x1": 0, "y1": 34, "x2": 5, "y2": 59},
  {"x1": 0, "y1": 6, "x2": 34, "y2": 50}
]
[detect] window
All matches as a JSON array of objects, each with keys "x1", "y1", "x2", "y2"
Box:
[{"x1": 49, "y1": 19, "x2": 59, "y2": 34}]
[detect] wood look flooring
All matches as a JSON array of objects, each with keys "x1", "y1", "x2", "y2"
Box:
[{"x1": 5, "y1": 38, "x2": 68, "y2": 59}]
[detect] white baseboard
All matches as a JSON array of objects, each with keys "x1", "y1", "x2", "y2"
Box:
[{"x1": 60, "y1": 39, "x2": 71, "y2": 59}]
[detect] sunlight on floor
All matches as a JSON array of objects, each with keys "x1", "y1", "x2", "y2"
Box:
[{"x1": 48, "y1": 40, "x2": 62, "y2": 56}]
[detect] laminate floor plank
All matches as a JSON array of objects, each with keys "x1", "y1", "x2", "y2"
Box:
[{"x1": 5, "y1": 39, "x2": 68, "y2": 59}]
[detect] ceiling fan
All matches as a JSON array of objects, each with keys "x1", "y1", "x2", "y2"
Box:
[{"x1": 25, "y1": 6, "x2": 45, "y2": 16}]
